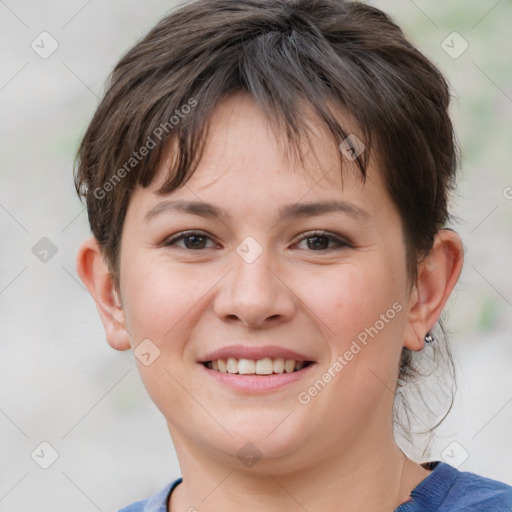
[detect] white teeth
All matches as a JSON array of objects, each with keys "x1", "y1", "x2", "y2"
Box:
[
  {"x1": 207, "y1": 357, "x2": 310, "y2": 375},
  {"x1": 238, "y1": 358, "x2": 256, "y2": 374},
  {"x1": 272, "y1": 357, "x2": 285, "y2": 373},
  {"x1": 284, "y1": 359, "x2": 295, "y2": 373},
  {"x1": 255, "y1": 358, "x2": 273, "y2": 374},
  {"x1": 227, "y1": 357, "x2": 238, "y2": 374}
]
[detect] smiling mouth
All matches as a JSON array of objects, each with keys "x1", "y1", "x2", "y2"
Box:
[{"x1": 202, "y1": 357, "x2": 314, "y2": 375}]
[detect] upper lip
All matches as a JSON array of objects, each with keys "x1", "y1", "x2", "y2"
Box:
[{"x1": 199, "y1": 345, "x2": 315, "y2": 363}]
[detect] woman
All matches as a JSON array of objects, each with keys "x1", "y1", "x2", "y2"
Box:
[{"x1": 75, "y1": 0, "x2": 512, "y2": 510}]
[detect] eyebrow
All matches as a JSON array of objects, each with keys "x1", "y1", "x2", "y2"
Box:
[{"x1": 144, "y1": 199, "x2": 371, "y2": 224}]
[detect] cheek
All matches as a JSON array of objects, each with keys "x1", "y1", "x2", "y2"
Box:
[
  {"x1": 120, "y1": 258, "x2": 205, "y2": 414},
  {"x1": 122, "y1": 254, "x2": 204, "y2": 341},
  {"x1": 302, "y1": 264, "x2": 403, "y2": 344},
  {"x1": 303, "y1": 266, "x2": 405, "y2": 416}
]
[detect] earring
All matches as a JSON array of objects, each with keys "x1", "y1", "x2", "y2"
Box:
[{"x1": 425, "y1": 332, "x2": 434, "y2": 344}]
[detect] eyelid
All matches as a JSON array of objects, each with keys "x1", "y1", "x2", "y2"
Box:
[
  {"x1": 163, "y1": 229, "x2": 218, "y2": 247},
  {"x1": 292, "y1": 230, "x2": 353, "y2": 250},
  {"x1": 292, "y1": 230, "x2": 350, "y2": 243},
  {"x1": 163, "y1": 229, "x2": 353, "y2": 251}
]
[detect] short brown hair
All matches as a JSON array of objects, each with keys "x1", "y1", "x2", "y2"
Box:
[{"x1": 74, "y1": 0, "x2": 460, "y2": 451}]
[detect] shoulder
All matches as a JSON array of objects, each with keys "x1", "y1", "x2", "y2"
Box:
[
  {"x1": 116, "y1": 478, "x2": 182, "y2": 512},
  {"x1": 117, "y1": 496, "x2": 147, "y2": 512},
  {"x1": 442, "y1": 464, "x2": 512, "y2": 511},
  {"x1": 411, "y1": 461, "x2": 512, "y2": 511}
]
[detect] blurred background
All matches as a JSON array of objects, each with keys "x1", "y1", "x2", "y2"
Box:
[{"x1": 1, "y1": 0, "x2": 511, "y2": 510}]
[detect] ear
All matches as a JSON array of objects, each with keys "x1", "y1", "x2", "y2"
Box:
[
  {"x1": 76, "y1": 237, "x2": 131, "y2": 351},
  {"x1": 404, "y1": 229, "x2": 464, "y2": 351}
]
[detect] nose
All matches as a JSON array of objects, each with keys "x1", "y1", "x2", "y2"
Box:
[{"x1": 213, "y1": 246, "x2": 296, "y2": 328}]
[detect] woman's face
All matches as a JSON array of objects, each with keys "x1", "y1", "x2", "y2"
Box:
[{"x1": 117, "y1": 93, "x2": 418, "y2": 468}]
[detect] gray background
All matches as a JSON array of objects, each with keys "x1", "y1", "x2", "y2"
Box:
[{"x1": 1, "y1": 1, "x2": 511, "y2": 511}]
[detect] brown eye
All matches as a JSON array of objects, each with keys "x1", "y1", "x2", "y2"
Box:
[
  {"x1": 295, "y1": 232, "x2": 351, "y2": 251},
  {"x1": 162, "y1": 230, "x2": 352, "y2": 252},
  {"x1": 164, "y1": 231, "x2": 216, "y2": 250}
]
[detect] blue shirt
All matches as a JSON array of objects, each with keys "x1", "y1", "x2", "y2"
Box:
[{"x1": 117, "y1": 461, "x2": 512, "y2": 511}]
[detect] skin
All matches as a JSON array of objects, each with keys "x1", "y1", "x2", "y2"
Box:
[{"x1": 77, "y1": 92, "x2": 464, "y2": 511}]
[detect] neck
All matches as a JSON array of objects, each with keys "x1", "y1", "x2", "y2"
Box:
[{"x1": 167, "y1": 426, "x2": 430, "y2": 512}]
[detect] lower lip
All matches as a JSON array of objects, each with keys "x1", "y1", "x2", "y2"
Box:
[{"x1": 199, "y1": 363, "x2": 316, "y2": 393}]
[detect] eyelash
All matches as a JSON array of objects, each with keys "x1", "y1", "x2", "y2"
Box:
[{"x1": 162, "y1": 230, "x2": 352, "y2": 252}]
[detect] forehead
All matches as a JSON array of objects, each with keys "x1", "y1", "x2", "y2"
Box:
[
  {"x1": 158, "y1": 93, "x2": 372, "y2": 182},
  {"x1": 143, "y1": 92, "x2": 390, "y2": 222}
]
